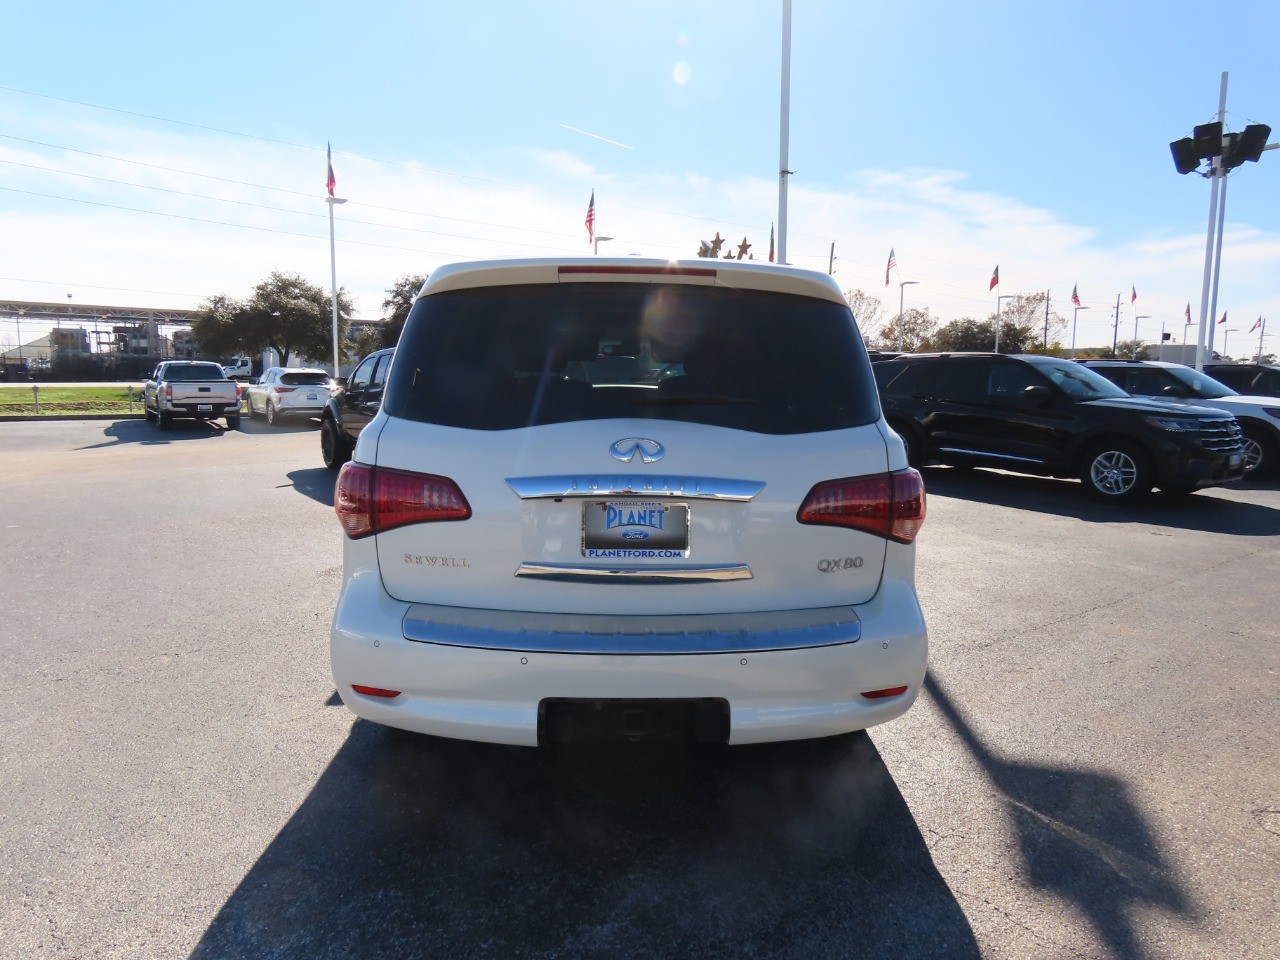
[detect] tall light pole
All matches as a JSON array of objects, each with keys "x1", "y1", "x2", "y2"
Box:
[
  {"x1": 1070, "y1": 305, "x2": 1090, "y2": 358},
  {"x1": 776, "y1": 0, "x2": 792, "y2": 264},
  {"x1": 897, "y1": 280, "x2": 919, "y2": 350},
  {"x1": 593, "y1": 236, "x2": 614, "y2": 255},
  {"x1": 995, "y1": 295, "x2": 1015, "y2": 353},
  {"x1": 1131, "y1": 316, "x2": 1150, "y2": 357}
]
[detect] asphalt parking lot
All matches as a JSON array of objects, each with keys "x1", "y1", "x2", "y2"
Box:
[{"x1": 1, "y1": 418, "x2": 1276, "y2": 960}]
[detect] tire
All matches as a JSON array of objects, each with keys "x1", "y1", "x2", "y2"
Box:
[
  {"x1": 266, "y1": 402, "x2": 279, "y2": 427},
  {"x1": 144, "y1": 403, "x2": 156, "y2": 423},
  {"x1": 321, "y1": 417, "x2": 351, "y2": 470},
  {"x1": 226, "y1": 414, "x2": 241, "y2": 430},
  {"x1": 157, "y1": 409, "x2": 172, "y2": 431},
  {"x1": 1079, "y1": 440, "x2": 1152, "y2": 502},
  {"x1": 1241, "y1": 426, "x2": 1276, "y2": 477}
]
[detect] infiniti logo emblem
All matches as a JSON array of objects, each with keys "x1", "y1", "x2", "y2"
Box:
[{"x1": 610, "y1": 437, "x2": 665, "y2": 464}]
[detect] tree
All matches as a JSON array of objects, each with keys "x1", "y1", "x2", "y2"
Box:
[
  {"x1": 345, "y1": 325, "x2": 383, "y2": 363},
  {"x1": 933, "y1": 317, "x2": 995, "y2": 351},
  {"x1": 845, "y1": 288, "x2": 885, "y2": 344},
  {"x1": 381, "y1": 274, "x2": 429, "y2": 348},
  {"x1": 876, "y1": 307, "x2": 940, "y2": 352},
  {"x1": 1112, "y1": 339, "x2": 1150, "y2": 360},
  {"x1": 193, "y1": 272, "x2": 353, "y2": 369}
]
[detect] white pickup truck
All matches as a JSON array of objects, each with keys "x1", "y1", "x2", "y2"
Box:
[
  {"x1": 144, "y1": 361, "x2": 242, "y2": 430},
  {"x1": 222, "y1": 356, "x2": 255, "y2": 380}
]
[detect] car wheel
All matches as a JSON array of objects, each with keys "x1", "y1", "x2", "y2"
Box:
[
  {"x1": 157, "y1": 409, "x2": 172, "y2": 431},
  {"x1": 1241, "y1": 426, "x2": 1276, "y2": 477},
  {"x1": 144, "y1": 403, "x2": 156, "y2": 423},
  {"x1": 266, "y1": 402, "x2": 278, "y2": 427},
  {"x1": 226, "y1": 414, "x2": 241, "y2": 430},
  {"x1": 1080, "y1": 440, "x2": 1152, "y2": 502},
  {"x1": 321, "y1": 417, "x2": 351, "y2": 469}
]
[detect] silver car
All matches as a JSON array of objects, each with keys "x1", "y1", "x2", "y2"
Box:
[{"x1": 246, "y1": 367, "x2": 336, "y2": 425}]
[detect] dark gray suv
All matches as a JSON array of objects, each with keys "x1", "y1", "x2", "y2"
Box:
[{"x1": 875, "y1": 353, "x2": 1246, "y2": 501}]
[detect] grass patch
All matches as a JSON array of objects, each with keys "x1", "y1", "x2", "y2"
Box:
[{"x1": 0, "y1": 385, "x2": 147, "y2": 415}]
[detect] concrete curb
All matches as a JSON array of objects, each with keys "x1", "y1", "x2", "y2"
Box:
[{"x1": 0, "y1": 413, "x2": 149, "y2": 422}]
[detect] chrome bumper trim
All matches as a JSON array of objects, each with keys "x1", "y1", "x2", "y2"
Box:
[
  {"x1": 401, "y1": 603, "x2": 861, "y2": 654},
  {"x1": 514, "y1": 562, "x2": 752, "y2": 583},
  {"x1": 505, "y1": 475, "x2": 765, "y2": 501}
]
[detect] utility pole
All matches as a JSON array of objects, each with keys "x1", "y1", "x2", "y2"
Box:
[
  {"x1": 1043, "y1": 290, "x2": 1050, "y2": 350},
  {"x1": 776, "y1": 0, "x2": 792, "y2": 265},
  {"x1": 828, "y1": 243, "x2": 835, "y2": 275},
  {"x1": 1111, "y1": 293, "x2": 1121, "y2": 356}
]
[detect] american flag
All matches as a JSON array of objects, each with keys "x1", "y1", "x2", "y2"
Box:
[
  {"x1": 584, "y1": 190, "x2": 595, "y2": 243},
  {"x1": 885, "y1": 248, "x2": 896, "y2": 286},
  {"x1": 989, "y1": 265, "x2": 999, "y2": 290},
  {"x1": 1071, "y1": 284, "x2": 1080, "y2": 307},
  {"x1": 326, "y1": 142, "x2": 336, "y2": 197},
  {"x1": 1131, "y1": 285, "x2": 1137, "y2": 304},
  {"x1": 1249, "y1": 316, "x2": 1262, "y2": 333},
  {"x1": 1218, "y1": 311, "x2": 1228, "y2": 325},
  {"x1": 1185, "y1": 303, "x2": 1192, "y2": 325},
  {"x1": 769, "y1": 225, "x2": 775, "y2": 263}
]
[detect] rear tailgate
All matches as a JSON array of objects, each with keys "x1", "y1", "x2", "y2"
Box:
[
  {"x1": 167, "y1": 382, "x2": 239, "y2": 406},
  {"x1": 371, "y1": 417, "x2": 891, "y2": 616}
]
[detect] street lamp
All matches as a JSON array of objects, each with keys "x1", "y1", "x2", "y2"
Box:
[
  {"x1": 1070, "y1": 306, "x2": 1091, "y2": 358},
  {"x1": 995, "y1": 295, "x2": 1015, "y2": 353},
  {"x1": 1222, "y1": 328, "x2": 1238, "y2": 359},
  {"x1": 593, "y1": 236, "x2": 614, "y2": 255},
  {"x1": 897, "y1": 280, "x2": 919, "y2": 350},
  {"x1": 1131, "y1": 316, "x2": 1150, "y2": 357}
]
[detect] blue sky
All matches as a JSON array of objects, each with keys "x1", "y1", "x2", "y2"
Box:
[{"x1": 2, "y1": 1, "x2": 1277, "y2": 353}]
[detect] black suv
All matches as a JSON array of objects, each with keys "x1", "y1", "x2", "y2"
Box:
[
  {"x1": 874, "y1": 353, "x2": 1246, "y2": 501},
  {"x1": 320, "y1": 347, "x2": 394, "y2": 469},
  {"x1": 1203, "y1": 363, "x2": 1280, "y2": 398}
]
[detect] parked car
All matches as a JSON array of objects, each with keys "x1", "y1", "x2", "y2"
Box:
[
  {"x1": 1081, "y1": 360, "x2": 1280, "y2": 476},
  {"x1": 320, "y1": 347, "x2": 394, "y2": 468},
  {"x1": 1203, "y1": 363, "x2": 1280, "y2": 399},
  {"x1": 330, "y1": 257, "x2": 927, "y2": 747},
  {"x1": 143, "y1": 361, "x2": 241, "y2": 430},
  {"x1": 246, "y1": 367, "x2": 336, "y2": 425},
  {"x1": 874, "y1": 352, "x2": 1246, "y2": 500}
]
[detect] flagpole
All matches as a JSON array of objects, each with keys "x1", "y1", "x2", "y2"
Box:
[
  {"x1": 327, "y1": 195, "x2": 346, "y2": 377},
  {"x1": 1260, "y1": 318, "x2": 1268, "y2": 362}
]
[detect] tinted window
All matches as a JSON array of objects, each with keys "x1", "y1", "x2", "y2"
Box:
[
  {"x1": 385, "y1": 283, "x2": 878, "y2": 434},
  {"x1": 1035, "y1": 360, "x2": 1127, "y2": 400},
  {"x1": 163, "y1": 363, "x2": 225, "y2": 382},
  {"x1": 371, "y1": 355, "x2": 390, "y2": 389},
  {"x1": 908, "y1": 359, "x2": 988, "y2": 401},
  {"x1": 280, "y1": 372, "x2": 331, "y2": 386},
  {"x1": 985, "y1": 360, "x2": 1045, "y2": 399},
  {"x1": 349, "y1": 356, "x2": 377, "y2": 390},
  {"x1": 1163, "y1": 366, "x2": 1236, "y2": 398}
]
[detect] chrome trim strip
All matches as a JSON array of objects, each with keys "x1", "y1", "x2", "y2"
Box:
[
  {"x1": 936, "y1": 447, "x2": 1045, "y2": 465},
  {"x1": 505, "y1": 475, "x2": 765, "y2": 501},
  {"x1": 514, "y1": 562, "x2": 752, "y2": 583},
  {"x1": 401, "y1": 603, "x2": 861, "y2": 654}
]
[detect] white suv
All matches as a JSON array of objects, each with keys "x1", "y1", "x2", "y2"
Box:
[{"x1": 330, "y1": 257, "x2": 927, "y2": 746}]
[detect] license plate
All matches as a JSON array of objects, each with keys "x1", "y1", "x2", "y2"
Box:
[
  {"x1": 307, "y1": 393, "x2": 319, "y2": 400},
  {"x1": 1229, "y1": 453, "x2": 1243, "y2": 470},
  {"x1": 583, "y1": 501, "x2": 689, "y2": 557},
  {"x1": 197, "y1": 404, "x2": 213, "y2": 412}
]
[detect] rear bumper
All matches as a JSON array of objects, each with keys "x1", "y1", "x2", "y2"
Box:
[{"x1": 331, "y1": 555, "x2": 928, "y2": 747}]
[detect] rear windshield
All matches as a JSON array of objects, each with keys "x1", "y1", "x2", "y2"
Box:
[
  {"x1": 384, "y1": 282, "x2": 879, "y2": 434},
  {"x1": 164, "y1": 364, "x2": 224, "y2": 381},
  {"x1": 280, "y1": 372, "x2": 331, "y2": 386}
]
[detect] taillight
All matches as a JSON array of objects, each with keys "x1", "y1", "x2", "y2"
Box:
[
  {"x1": 861, "y1": 686, "x2": 909, "y2": 699},
  {"x1": 234, "y1": 382, "x2": 242, "y2": 398},
  {"x1": 335, "y1": 463, "x2": 471, "y2": 539},
  {"x1": 797, "y1": 469, "x2": 926, "y2": 544},
  {"x1": 164, "y1": 384, "x2": 172, "y2": 400},
  {"x1": 272, "y1": 386, "x2": 296, "y2": 394}
]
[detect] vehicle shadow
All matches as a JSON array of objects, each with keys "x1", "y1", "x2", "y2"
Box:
[
  {"x1": 238, "y1": 415, "x2": 319, "y2": 434},
  {"x1": 920, "y1": 466, "x2": 1280, "y2": 535},
  {"x1": 284, "y1": 468, "x2": 337, "y2": 507},
  {"x1": 189, "y1": 719, "x2": 979, "y2": 960},
  {"x1": 923, "y1": 673, "x2": 1198, "y2": 960},
  {"x1": 74, "y1": 418, "x2": 237, "y2": 449}
]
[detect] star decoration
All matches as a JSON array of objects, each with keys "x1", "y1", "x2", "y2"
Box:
[
  {"x1": 736, "y1": 237, "x2": 751, "y2": 260},
  {"x1": 709, "y1": 232, "x2": 725, "y2": 257}
]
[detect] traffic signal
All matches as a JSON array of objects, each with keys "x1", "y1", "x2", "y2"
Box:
[
  {"x1": 1161, "y1": 332, "x2": 1172, "y2": 342},
  {"x1": 1232, "y1": 123, "x2": 1271, "y2": 164},
  {"x1": 1192, "y1": 121, "x2": 1223, "y2": 159},
  {"x1": 1170, "y1": 137, "x2": 1200, "y2": 174}
]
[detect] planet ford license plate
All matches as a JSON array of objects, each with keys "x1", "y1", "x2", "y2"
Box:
[{"x1": 583, "y1": 501, "x2": 689, "y2": 558}]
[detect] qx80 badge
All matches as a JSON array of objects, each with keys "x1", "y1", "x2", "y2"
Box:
[{"x1": 610, "y1": 438, "x2": 664, "y2": 464}]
